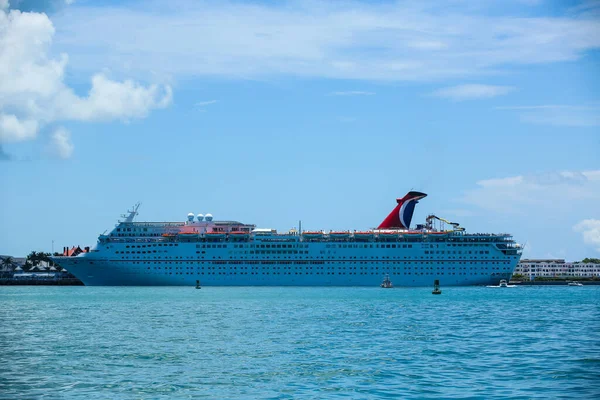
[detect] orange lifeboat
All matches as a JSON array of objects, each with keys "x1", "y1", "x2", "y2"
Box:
[
  {"x1": 205, "y1": 231, "x2": 226, "y2": 240},
  {"x1": 302, "y1": 231, "x2": 324, "y2": 239},
  {"x1": 329, "y1": 231, "x2": 350, "y2": 237},
  {"x1": 378, "y1": 231, "x2": 399, "y2": 241},
  {"x1": 229, "y1": 231, "x2": 250, "y2": 240},
  {"x1": 353, "y1": 231, "x2": 374, "y2": 241}
]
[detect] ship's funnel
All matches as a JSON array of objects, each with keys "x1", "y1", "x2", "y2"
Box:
[{"x1": 377, "y1": 191, "x2": 427, "y2": 229}]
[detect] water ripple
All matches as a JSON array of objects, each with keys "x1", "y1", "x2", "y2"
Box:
[{"x1": 1, "y1": 286, "x2": 599, "y2": 399}]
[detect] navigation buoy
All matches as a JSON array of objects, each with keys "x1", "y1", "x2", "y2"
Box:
[
  {"x1": 195, "y1": 280, "x2": 201, "y2": 289},
  {"x1": 432, "y1": 279, "x2": 442, "y2": 295}
]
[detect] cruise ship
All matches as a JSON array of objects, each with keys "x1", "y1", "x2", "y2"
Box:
[{"x1": 52, "y1": 192, "x2": 522, "y2": 286}]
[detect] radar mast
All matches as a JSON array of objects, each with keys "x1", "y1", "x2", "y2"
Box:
[{"x1": 120, "y1": 202, "x2": 141, "y2": 223}]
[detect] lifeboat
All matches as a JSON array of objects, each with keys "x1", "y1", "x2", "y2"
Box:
[
  {"x1": 424, "y1": 231, "x2": 449, "y2": 238},
  {"x1": 353, "y1": 231, "x2": 374, "y2": 240},
  {"x1": 329, "y1": 231, "x2": 350, "y2": 238},
  {"x1": 229, "y1": 231, "x2": 250, "y2": 240},
  {"x1": 378, "y1": 231, "x2": 399, "y2": 241},
  {"x1": 162, "y1": 233, "x2": 176, "y2": 237},
  {"x1": 205, "y1": 232, "x2": 226, "y2": 240},
  {"x1": 178, "y1": 232, "x2": 199, "y2": 241},
  {"x1": 302, "y1": 231, "x2": 324, "y2": 239}
]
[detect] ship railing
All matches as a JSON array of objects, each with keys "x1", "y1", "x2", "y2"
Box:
[{"x1": 101, "y1": 231, "x2": 516, "y2": 244}]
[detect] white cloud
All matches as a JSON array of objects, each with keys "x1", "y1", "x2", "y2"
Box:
[
  {"x1": 59, "y1": 74, "x2": 172, "y2": 122},
  {"x1": 50, "y1": 1, "x2": 600, "y2": 81},
  {"x1": 496, "y1": 105, "x2": 600, "y2": 127},
  {"x1": 0, "y1": 1, "x2": 8, "y2": 11},
  {"x1": 461, "y1": 170, "x2": 600, "y2": 214},
  {"x1": 431, "y1": 84, "x2": 515, "y2": 101},
  {"x1": 328, "y1": 91, "x2": 375, "y2": 96},
  {"x1": 0, "y1": 7, "x2": 171, "y2": 154},
  {"x1": 0, "y1": 114, "x2": 38, "y2": 142},
  {"x1": 49, "y1": 126, "x2": 73, "y2": 159},
  {"x1": 573, "y1": 219, "x2": 600, "y2": 252}
]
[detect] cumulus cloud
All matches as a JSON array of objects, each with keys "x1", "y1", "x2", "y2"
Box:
[
  {"x1": 0, "y1": 114, "x2": 38, "y2": 142},
  {"x1": 49, "y1": 126, "x2": 73, "y2": 159},
  {"x1": 50, "y1": 1, "x2": 600, "y2": 81},
  {"x1": 0, "y1": 6, "x2": 171, "y2": 155},
  {"x1": 461, "y1": 170, "x2": 600, "y2": 214},
  {"x1": 58, "y1": 74, "x2": 172, "y2": 122},
  {"x1": 573, "y1": 219, "x2": 600, "y2": 252},
  {"x1": 431, "y1": 84, "x2": 515, "y2": 101}
]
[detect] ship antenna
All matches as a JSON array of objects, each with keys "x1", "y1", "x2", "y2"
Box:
[{"x1": 121, "y1": 202, "x2": 141, "y2": 223}]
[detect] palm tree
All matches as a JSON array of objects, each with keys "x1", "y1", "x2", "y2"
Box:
[{"x1": 1, "y1": 256, "x2": 16, "y2": 278}]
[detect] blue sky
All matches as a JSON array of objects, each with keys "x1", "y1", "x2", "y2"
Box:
[{"x1": 1, "y1": 0, "x2": 599, "y2": 259}]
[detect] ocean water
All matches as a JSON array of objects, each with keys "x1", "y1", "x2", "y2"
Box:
[{"x1": 1, "y1": 286, "x2": 599, "y2": 399}]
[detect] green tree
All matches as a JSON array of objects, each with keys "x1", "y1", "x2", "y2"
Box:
[
  {"x1": 581, "y1": 258, "x2": 600, "y2": 264},
  {"x1": 1, "y1": 256, "x2": 16, "y2": 278},
  {"x1": 25, "y1": 251, "x2": 56, "y2": 269}
]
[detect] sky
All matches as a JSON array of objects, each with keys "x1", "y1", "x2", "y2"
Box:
[{"x1": 0, "y1": 0, "x2": 599, "y2": 260}]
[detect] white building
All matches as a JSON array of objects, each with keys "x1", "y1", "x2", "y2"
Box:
[{"x1": 515, "y1": 259, "x2": 600, "y2": 280}]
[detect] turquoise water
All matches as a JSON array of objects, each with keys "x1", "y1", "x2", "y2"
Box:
[{"x1": 1, "y1": 286, "x2": 599, "y2": 399}]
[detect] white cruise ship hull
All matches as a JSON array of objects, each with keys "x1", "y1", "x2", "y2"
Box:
[{"x1": 54, "y1": 241, "x2": 520, "y2": 287}]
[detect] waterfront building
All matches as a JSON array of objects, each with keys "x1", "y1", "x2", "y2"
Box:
[{"x1": 515, "y1": 259, "x2": 600, "y2": 279}]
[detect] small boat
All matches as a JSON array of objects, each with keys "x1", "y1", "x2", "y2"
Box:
[
  {"x1": 380, "y1": 274, "x2": 393, "y2": 288},
  {"x1": 432, "y1": 279, "x2": 442, "y2": 295},
  {"x1": 486, "y1": 279, "x2": 517, "y2": 288},
  {"x1": 568, "y1": 281, "x2": 583, "y2": 286}
]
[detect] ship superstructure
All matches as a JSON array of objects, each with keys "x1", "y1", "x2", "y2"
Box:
[{"x1": 52, "y1": 192, "x2": 522, "y2": 286}]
